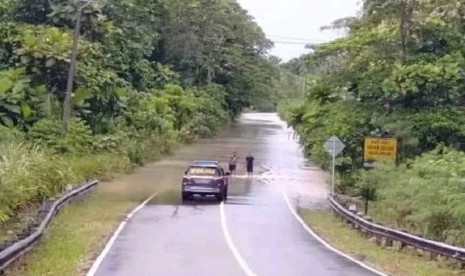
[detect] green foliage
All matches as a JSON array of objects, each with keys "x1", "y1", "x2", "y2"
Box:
[
  {"x1": 280, "y1": 0, "x2": 465, "y2": 181},
  {"x1": 156, "y1": 0, "x2": 277, "y2": 114},
  {"x1": 0, "y1": 125, "x2": 24, "y2": 144},
  {"x1": 364, "y1": 147, "x2": 465, "y2": 246},
  {"x1": 0, "y1": 142, "x2": 132, "y2": 223},
  {"x1": 27, "y1": 118, "x2": 93, "y2": 154},
  {"x1": 1, "y1": 0, "x2": 278, "y2": 134},
  {"x1": 285, "y1": 100, "x2": 373, "y2": 193},
  {"x1": 0, "y1": 143, "x2": 69, "y2": 223},
  {"x1": 277, "y1": 0, "x2": 465, "y2": 243},
  {"x1": 62, "y1": 153, "x2": 132, "y2": 182},
  {"x1": 0, "y1": 68, "x2": 48, "y2": 128},
  {"x1": 0, "y1": 0, "x2": 281, "y2": 226}
]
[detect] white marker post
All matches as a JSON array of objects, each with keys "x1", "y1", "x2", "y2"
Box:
[
  {"x1": 331, "y1": 139, "x2": 336, "y2": 194},
  {"x1": 324, "y1": 136, "x2": 345, "y2": 195}
]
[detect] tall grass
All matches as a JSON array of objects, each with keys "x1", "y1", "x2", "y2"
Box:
[
  {"x1": 0, "y1": 143, "x2": 132, "y2": 224},
  {"x1": 363, "y1": 146, "x2": 465, "y2": 246}
]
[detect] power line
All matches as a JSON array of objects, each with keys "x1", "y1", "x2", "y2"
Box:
[
  {"x1": 268, "y1": 34, "x2": 328, "y2": 42},
  {"x1": 270, "y1": 40, "x2": 309, "y2": 45},
  {"x1": 269, "y1": 40, "x2": 322, "y2": 47}
]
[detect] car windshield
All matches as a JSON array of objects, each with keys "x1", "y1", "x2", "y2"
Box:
[{"x1": 186, "y1": 166, "x2": 219, "y2": 176}]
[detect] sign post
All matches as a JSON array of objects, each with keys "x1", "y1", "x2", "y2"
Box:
[
  {"x1": 324, "y1": 136, "x2": 345, "y2": 195},
  {"x1": 361, "y1": 136, "x2": 399, "y2": 214},
  {"x1": 362, "y1": 137, "x2": 399, "y2": 168}
]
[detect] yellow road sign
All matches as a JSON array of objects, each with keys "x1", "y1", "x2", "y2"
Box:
[{"x1": 363, "y1": 137, "x2": 398, "y2": 162}]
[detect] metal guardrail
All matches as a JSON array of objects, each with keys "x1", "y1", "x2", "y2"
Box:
[
  {"x1": 0, "y1": 180, "x2": 99, "y2": 271},
  {"x1": 329, "y1": 194, "x2": 465, "y2": 261}
]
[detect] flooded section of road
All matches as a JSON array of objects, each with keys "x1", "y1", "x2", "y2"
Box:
[
  {"x1": 100, "y1": 112, "x2": 329, "y2": 208},
  {"x1": 93, "y1": 113, "x2": 380, "y2": 276}
]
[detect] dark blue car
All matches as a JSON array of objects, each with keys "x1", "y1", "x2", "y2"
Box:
[{"x1": 182, "y1": 160, "x2": 230, "y2": 202}]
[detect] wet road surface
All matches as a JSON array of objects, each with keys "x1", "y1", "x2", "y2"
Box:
[{"x1": 90, "y1": 113, "x2": 379, "y2": 276}]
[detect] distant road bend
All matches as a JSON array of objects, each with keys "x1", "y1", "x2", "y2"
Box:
[{"x1": 87, "y1": 113, "x2": 385, "y2": 276}]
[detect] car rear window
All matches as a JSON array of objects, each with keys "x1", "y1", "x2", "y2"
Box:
[{"x1": 187, "y1": 166, "x2": 219, "y2": 176}]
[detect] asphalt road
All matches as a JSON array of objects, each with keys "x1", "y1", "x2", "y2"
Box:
[{"x1": 89, "y1": 113, "x2": 381, "y2": 276}]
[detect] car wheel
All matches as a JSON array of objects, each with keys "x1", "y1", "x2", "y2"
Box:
[
  {"x1": 182, "y1": 192, "x2": 191, "y2": 201},
  {"x1": 216, "y1": 193, "x2": 224, "y2": 202}
]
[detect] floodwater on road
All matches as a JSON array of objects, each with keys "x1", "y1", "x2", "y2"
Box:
[
  {"x1": 101, "y1": 112, "x2": 329, "y2": 208},
  {"x1": 91, "y1": 113, "x2": 379, "y2": 276}
]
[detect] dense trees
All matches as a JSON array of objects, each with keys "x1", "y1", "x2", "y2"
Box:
[
  {"x1": 279, "y1": 0, "x2": 465, "y2": 244},
  {"x1": 282, "y1": 0, "x2": 465, "y2": 173},
  {"x1": 0, "y1": 0, "x2": 279, "y2": 223},
  {"x1": 0, "y1": 0, "x2": 278, "y2": 131}
]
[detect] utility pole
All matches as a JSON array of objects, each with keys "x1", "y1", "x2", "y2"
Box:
[
  {"x1": 331, "y1": 138, "x2": 336, "y2": 195},
  {"x1": 301, "y1": 63, "x2": 308, "y2": 98},
  {"x1": 61, "y1": 0, "x2": 92, "y2": 136},
  {"x1": 302, "y1": 72, "x2": 308, "y2": 98}
]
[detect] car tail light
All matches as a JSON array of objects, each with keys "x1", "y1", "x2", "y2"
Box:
[{"x1": 183, "y1": 177, "x2": 192, "y2": 185}]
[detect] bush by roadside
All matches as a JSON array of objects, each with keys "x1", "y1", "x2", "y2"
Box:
[
  {"x1": 0, "y1": 142, "x2": 132, "y2": 231},
  {"x1": 361, "y1": 146, "x2": 465, "y2": 247},
  {"x1": 0, "y1": 84, "x2": 229, "y2": 238},
  {"x1": 280, "y1": 100, "x2": 465, "y2": 248},
  {"x1": 0, "y1": 84, "x2": 230, "y2": 273}
]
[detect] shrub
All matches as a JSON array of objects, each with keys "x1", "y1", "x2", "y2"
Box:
[
  {"x1": 364, "y1": 146, "x2": 465, "y2": 245},
  {"x1": 64, "y1": 153, "x2": 132, "y2": 182},
  {"x1": 27, "y1": 118, "x2": 94, "y2": 154},
  {"x1": 0, "y1": 143, "x2": 74, "y2": 223},
  {"x1": 92, "y1": 133, "x2": 127, "y2": 154},
  {"x1": 0, "y1": 142, "x2": 133, "y2": 224},
  {"x1": 290, "y1": 101, "x2": 373, "y2": 193},
  {"x1": 0, "y1": 126, "x2": 24, "y2": 144}
]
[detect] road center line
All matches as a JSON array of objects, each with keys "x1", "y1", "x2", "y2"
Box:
[
  {"x1": 219, "y1": 202, "x2": 258, "y2": 276},
  {"x1": 86, "y1": 192, "x2": 158, "y2": 276},
  {"x1": 280, "y1": 191, "x2": 388, "y2": 276}
]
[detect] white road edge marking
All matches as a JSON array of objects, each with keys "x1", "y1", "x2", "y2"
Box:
[
  {"x1": 281, "y1": 191, "x2": 388, "y2": 276},
  {"x1": 220, "y1": 202, "x2": 258, "y2": 276},
  {"x1": 86, "y1": 192, "x2": 158, "y2": 276}
]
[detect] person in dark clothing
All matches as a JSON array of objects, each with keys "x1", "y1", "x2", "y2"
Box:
[
  {"x1": 245, "y1": 153, "x2": 254, "y2": 176},
  {"x1": 229, "y1": 152, "x2": 239, "y2": 175}
]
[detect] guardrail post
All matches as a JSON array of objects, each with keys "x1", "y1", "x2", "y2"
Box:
[
  {"x1": 363, "y1": 216, "x2": 373, "y2": 238},
  {"x1": 43, "y1": 199, "x2": 54, "y2": 210},
  {"x1": 375, "y1": 235, "x2": 382, "y2": 246},
  {"x1": 399, "y1": 242, "x2": 407, "y2": 251},
  {"x1": 384, "y1": 238, "x2": 393, "y2": 247},
  {"x1": 459, "y1": 262, "x2": 465, "y2": 269},
  {"x1": 75, "y1": 192, "x2": 83, "y2": 203}
]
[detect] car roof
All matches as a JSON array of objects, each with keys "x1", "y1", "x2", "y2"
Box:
[
  {"x1": 192, "y1": 160, "x2": 221, "y2": 167},
  {"x1": 188, "y1": 161, "x2": 224, "y2": 171}
]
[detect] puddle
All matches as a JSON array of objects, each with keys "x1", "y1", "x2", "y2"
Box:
[{"x1": 98, "y1": 113, "x2": 329, "y2": 207}]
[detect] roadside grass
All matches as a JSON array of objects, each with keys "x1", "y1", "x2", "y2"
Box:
[
  {"x1": 4, "y1": 154, "x2": 178, "y2": 276},
  {"x1": 0, "y1": 204, "x2": 40, "y2": 243},
  {"x1": 0, "y1": 152, "x2": 133, "y2": 244},
  {"x1": 300, "y1": 209, "x2": 464, "y2": 276},
  {"x1": 5, "y1": 190, "x2": 136, "y2": 276}
]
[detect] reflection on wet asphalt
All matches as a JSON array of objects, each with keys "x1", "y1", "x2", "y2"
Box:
[{"x1": 93, "y1": 113, "x2": 377, "y2": 276}]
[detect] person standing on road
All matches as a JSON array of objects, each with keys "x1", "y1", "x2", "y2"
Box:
[
  {"x1": 246, "y1": 153, "x2": 254, "y2": 177},
  {"x1": 229, "y1": 151, "x2": 239, "y2": 176}
]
